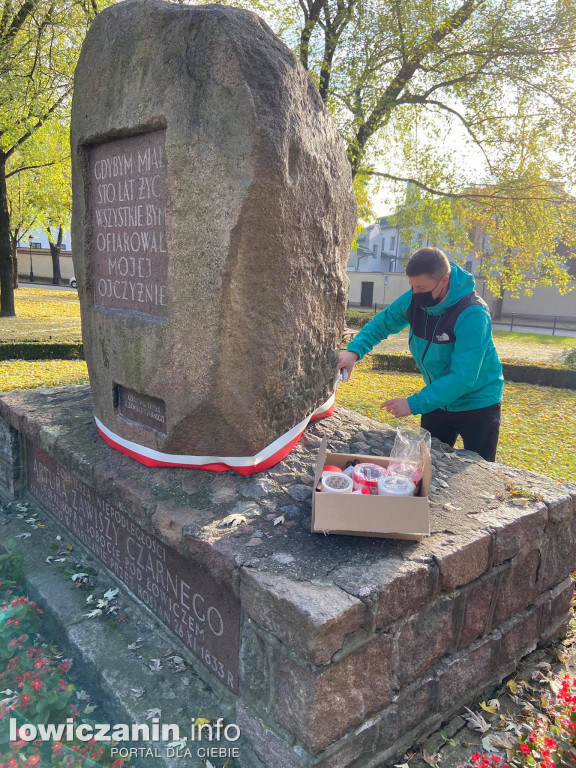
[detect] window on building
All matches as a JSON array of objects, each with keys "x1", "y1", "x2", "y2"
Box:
[
  {"x1": 372, "y1": 244, "x2": 378, "y2": 258},
  {"x1": 61, "y1": 244, "x2": 67, "y2": 250},
  {"x1": 390, "y1": 236, "x2": 396, "y2": 251},
  {"x1": 465, "y1": 261, "x2": 473, "y2": 273}
]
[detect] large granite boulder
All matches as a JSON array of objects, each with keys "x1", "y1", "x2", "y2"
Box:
[{"x1": 71, "y1": 0, "x2": 356, "y2": 468}]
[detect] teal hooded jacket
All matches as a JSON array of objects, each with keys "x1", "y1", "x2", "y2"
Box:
[{"x1": 346, "y1": 263, "x2": 504, "y2": 415}]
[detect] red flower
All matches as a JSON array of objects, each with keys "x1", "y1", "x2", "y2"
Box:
[
  {"x1": 52, "y1": 743, "x2": 63, "y2": 756},
  {"x1": 30, "y1": 679, "x2": 43, "y2": 691},
  {"x1": 59, "y1": 660, "x2": 70, "y2": 672},
  {"x1": 9, "y1": 741, "x2": 27, "y2": 750},
  {"x1": 20, "y1": 693, "x2": 30, "y2": 706},
  {"x1": 470, "y1": 754, "x2": 481, "y2": 762},
  {"x1": 111, "y1": 761, "x2": 124, "y2": 768},
  {"x1": 519, "y1": 744, "x2": 531, "y2": 755},
  {"x1": 8, "y1": 759, "x2": 18, "y2": 768},
  {"x1": 26, "y1": 757, "x2": 41, "y2": 766},
  {"x1": 528, "y1": 732, "x2": 537, "y2": 742},
  {"x1": 544, "y1": 738, "x2": 557, "y2": 748},
  {"x1": 33, "y1": 658, "x2": 45, "y2": 669}
]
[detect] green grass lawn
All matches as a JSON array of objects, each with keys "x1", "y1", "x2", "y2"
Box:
[
  {"x1": 492, "y1": 330, "x2": 576, "y2": 347},
  {"x1": 0, "y1": 287, "x2": 81, "y2": 342},
  {"x1": 336, "y1": 358, "x2": 576, "y2": 483},
  {"x1": 0, "y1": 359, "x2": 89, "y2": 391}
]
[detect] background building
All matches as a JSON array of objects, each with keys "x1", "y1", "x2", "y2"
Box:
[
  {"x1": 347, "y1": 217, "x2": 576, "y2": 329},
  {"x1": 15, "y1": 229, "x2": 75, "y2": 285}
]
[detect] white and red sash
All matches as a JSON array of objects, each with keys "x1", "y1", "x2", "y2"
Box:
[{"x1": 95, "y1": 392, "x2": 335, "y2": 476}]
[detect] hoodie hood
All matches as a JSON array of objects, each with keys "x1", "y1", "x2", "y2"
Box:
[{"x1": 423, "y1": 262, "x2": 476, "y2": 315}]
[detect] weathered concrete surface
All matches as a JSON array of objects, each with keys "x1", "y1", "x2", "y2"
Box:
[
  {"x1": 1, "y1": 385, "x2": 575, "y2": 768},
  {"x1": 70, "y1": 0, "x2": 356, "y2": 458}
]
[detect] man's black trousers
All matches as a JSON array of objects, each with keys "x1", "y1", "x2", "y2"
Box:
[{"x1": 420, "y1": 402, "x2": 501, "y2": 462}]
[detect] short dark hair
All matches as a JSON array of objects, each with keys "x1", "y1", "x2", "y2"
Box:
[{"x1": 406, "y1": 247, "x2": 450, "y2": 279}]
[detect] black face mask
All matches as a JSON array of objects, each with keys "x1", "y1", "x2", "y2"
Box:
[{"x1": 412, "y1": 278, "x2": 444, "y2": 309}]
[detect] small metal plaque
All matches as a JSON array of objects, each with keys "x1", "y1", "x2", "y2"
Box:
[
  {"x1": 115, "y1": 384, "x2": 167, "y2": 434},
  {"x1": 90, "y1": 130, "x2": 168, "y2": 317},
  {"x1": 27, "y1": 442, "x2": 240, "y2": 692}
]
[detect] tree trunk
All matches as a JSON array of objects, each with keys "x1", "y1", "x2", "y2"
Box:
[
  {"x1": 493, "y1": 288, "x2": 505, "y2": 320},
  {"x1": 10, "y1": 231, "x2": 18, "y2": 289},
  {"x1": 49, "y1": 225, "x2": 63, "y2": 285},
  {"x1": 0, "y1": 152, "x2": 16, "y2": 316}
]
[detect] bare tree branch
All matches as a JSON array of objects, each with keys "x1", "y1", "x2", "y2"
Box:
[
  {"x1": 348, "y1": 0, "x2": 486, "y2": 173},
  {"x1": 355, "y1": 168, "x2": 575, "y2": 205},
  {"x1": 0, "y1": 0, "x2": 41, "y2": 55},
  {"x1": 6, "y1": 162, "x2": 56, "y2": 179},
  {"x1": 298, "y1": 0, "x2": 324, "y2": 69},
  {"x1": 319, "y1": 0, "x2": 357, "y2": 101},
  {"x1": 5, "y1": 90, "x2": 70, "y2": 160}
]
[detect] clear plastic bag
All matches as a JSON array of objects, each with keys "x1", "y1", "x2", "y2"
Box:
[{"x1": 387, "y1": 426, "x2": 431, "y2": 486}]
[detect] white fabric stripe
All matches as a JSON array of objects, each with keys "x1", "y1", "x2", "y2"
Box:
[{"x1": 95, "y1": 392, "x2": 335, "y2": 468}]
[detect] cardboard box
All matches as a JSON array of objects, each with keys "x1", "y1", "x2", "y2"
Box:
[{"x1": 311, "y1": 437, "x2": 430, "y2": 540}]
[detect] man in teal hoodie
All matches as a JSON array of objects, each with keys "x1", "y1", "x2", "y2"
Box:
[{"x1": 339, "y1": 247, "x2": 504, "y2": 461}]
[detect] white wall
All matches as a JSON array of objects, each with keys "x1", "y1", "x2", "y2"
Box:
[
  {"x1": 348, "y1": 272, "x2": 410, "y2": 307},
  {"x1": 501, "y1": 284, "x2": 576, "y2": 317},
  {"x1": 16, "y1": 248, "x2": 75, "y2": 282},
  {"x1": 348, "y1": 271, "x2": 576, "y2": 320}
]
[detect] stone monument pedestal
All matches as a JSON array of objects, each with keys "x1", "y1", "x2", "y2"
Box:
[{"x1": 0, "y1": 385, "x2": 574, "y2": 768}]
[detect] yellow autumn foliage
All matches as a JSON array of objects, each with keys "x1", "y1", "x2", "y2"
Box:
[
  {"x1": 0, "y1": 287, "x2": 81, "y2": 341},
  {"x1": 0, "y1": 361, "x2": 88, "y2": 392},
  {"x1": 15, "y1": 288, "x2": 80, "y2": 317}
]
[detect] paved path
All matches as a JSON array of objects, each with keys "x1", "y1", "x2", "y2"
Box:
[{"x1": 18, "y1": 281, "x2": 76, "y2": 291}]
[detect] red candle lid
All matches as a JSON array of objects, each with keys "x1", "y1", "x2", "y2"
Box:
[{"x1": 322, "y1": 465, "x2": 342, "y2": 474}]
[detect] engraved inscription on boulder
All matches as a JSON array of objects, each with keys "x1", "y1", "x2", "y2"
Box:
[
  {"x1": 115, "y1": 384, "x2": 167, "y2": 434},
  {"x1": 71, "y1": 0, "x2": 357, "y2": 461},
  {"x1": 27, "y1": 442, "x2": 241, "y2": 692},
  {"x1": 90, "y1": 131, "x2": 168, "y2": 316}
]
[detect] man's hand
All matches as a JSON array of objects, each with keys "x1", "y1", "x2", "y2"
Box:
[
  {"x1": 381, "y1": 398, "x2": 412, "y2": 418},
  {"x1": 338, "y1": 350, "x2": 359, "y2": 381}
]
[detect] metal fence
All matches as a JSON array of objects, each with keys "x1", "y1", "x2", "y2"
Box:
[
  {"x1": 348, "y1": 304, "x2": 576, "y2": 336},
  {"x1": 493, "y1": 313, "x2": 576, "y2": 335}
]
